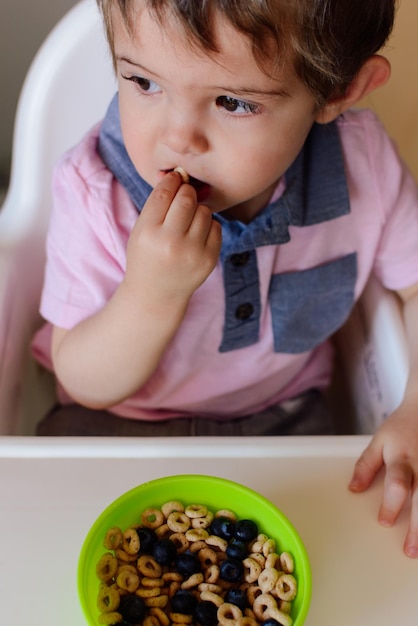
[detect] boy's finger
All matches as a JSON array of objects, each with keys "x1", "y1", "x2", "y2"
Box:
[
  {"x1": 349, "y1": 442, "x2": 383, "y2": 492},
  {"x1": 140, "y1": 171, "x2": 182, "y2": 224},
  {"x1": 404, "y1": 486, "x2": 418, "y2": 558},
  {"x1": 378, "y1": 460, "x2": 412, "y2": 527}
]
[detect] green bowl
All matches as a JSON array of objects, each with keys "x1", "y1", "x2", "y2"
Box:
[{"x1": 78, "y1": 474, "x2": 311, "y2": 625}]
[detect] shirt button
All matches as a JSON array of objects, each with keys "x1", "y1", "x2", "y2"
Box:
[
  {"x1": 235, "y1": 303, "x2": 254, "y2": 320},
  {"x1": 230, "y1": 252, "x2": 250, "y2": 267}
]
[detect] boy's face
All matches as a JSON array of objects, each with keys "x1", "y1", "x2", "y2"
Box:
[{"x1": 114, "y1": 3, "x2": 319, "y2": 220}]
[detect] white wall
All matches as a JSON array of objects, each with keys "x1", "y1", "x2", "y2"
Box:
[{"x1": 0, "y1": 0, "x2": 78, "y2": 185}]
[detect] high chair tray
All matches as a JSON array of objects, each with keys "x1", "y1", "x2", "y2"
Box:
[{"x1": 0, "y1": 435, "x2": 416, "y2": 625}]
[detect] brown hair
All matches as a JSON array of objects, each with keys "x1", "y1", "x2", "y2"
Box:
[{"x1": 96, "y1": 0, "x2": 396, "y2": 106}]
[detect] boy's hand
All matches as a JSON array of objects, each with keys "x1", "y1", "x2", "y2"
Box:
[
  {"x1": 349, "y1": 400, "x2": 418, "y2": 558},
  {"x1": 124, "y1": 171, "x2": 222, "y2": 309}
]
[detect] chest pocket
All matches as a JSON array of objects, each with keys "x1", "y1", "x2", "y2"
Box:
[{"x1": 268, "y1": 252, "x2": 357, "y2": 354}]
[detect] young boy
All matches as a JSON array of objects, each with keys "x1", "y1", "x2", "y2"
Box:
[{"x1": 32, "y1": 0, "x2": 418, "y2": 557}]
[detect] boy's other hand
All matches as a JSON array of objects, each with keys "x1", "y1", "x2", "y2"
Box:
[{"x1": 349, "y1": 402, "x2": 418, "y2": 558}]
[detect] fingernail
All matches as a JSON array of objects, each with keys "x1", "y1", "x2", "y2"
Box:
[{"x1": 405, "y1": 545, "x2": 418, "y2": 558}]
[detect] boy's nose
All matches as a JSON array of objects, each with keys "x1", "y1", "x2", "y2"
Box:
[{"x1": 160, "y1": 110, "x2": 208, "y2": 156}]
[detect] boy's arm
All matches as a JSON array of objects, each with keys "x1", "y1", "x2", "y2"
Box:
[
  {"x1": 51, "y1": 172, "x2": 221, "y2": 408},
  {"x1": 349, "y1": 281, "x2": 418, "y2": 558}
]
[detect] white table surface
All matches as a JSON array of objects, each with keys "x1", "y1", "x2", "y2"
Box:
[{"x1": 1, "y1": 435, "x2": 417, "y2": 626}]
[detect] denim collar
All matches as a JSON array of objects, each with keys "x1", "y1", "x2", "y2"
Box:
[{"x1": 98, "y1": 94, "x2": 350, "y2": 256}]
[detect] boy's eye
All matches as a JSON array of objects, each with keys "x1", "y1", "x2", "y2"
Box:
[
  {"x1": 122, "y1": 74, "x2": 161, "y2": 94},
  {"x1": 216, "y1": 95, "x2": 260, "y2": 115}
]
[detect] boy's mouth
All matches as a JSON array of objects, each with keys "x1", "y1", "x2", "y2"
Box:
[{"x1": 166, "y1": 168, "x2": 211, "y2": 202}]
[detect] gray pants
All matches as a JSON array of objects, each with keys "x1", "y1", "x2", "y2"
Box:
[{"x1": 36, "y1": 390, "x2": 336, "y2": 436}]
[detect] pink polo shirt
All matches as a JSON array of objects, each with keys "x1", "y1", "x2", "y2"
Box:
[{"x1": 32, "y1": 108, "x2": 418, "y2": 420}]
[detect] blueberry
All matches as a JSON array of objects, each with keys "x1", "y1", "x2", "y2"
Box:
[
  {"x1": 210, "y1": 516, "x2": 235, "y2": 540},
  {"x1": 175, "y1": 553, "x2": 202, "y2": 577},
  {"x1": 152, "y1": 538, "x2": 177, "y2": 565},
  {"x1": 262, "y1": 619, "x2": 281, "y2": 626},
  {"x1": 118, "y1": 595, "x2": 146, "y2": 624},
  {"x1": 136, "y1": 527, "x2": 157, "y2": 554},
  {"x1": 194, "y1": 600, "x2": 218, "y2": 626},
  {"x1": 234, "y1": 519, "x2": 258, "y2": 543},
  {"x1": 226, "y1": 538, "x2": 247, "y2": 561},
  {"x1": 219, "y1": 558, "x2": 244, "y2": 582},
  {"x1": 171, "y1": 589, "x2": 198, "y2": 614},
  {"x1": 225, "y1": 587, "x2": 247, "y2": 610}
]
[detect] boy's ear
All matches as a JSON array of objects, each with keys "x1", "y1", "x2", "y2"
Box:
[{"x1": 315, "y1": 55, "x2": 391, "y2": 124}]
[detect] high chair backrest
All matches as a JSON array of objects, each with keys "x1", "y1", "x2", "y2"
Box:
[
  {"x1": 0, "y1": 0, "x2": 116, "y2": 433},
  {"x1": 0, "y1": 0, "x2": 116, "y2": 247}
]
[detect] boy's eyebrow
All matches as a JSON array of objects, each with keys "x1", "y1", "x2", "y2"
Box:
[{"x1": 117, "y1": 55, "x2": 289, "y2": 98}]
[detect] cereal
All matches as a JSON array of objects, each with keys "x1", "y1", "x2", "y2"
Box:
[
  {"x1": 96, "y1": 553, "x2": 118, "y2": 582},
  {"x1": 173, "y1": 167, "x2": 189, "y2": 184},
  {"x1": 95, "y1": 500, "x2": 298, "y2": 626},
  {"x1": 275, "y1": 574, "x2": 298, "y2": 602}
]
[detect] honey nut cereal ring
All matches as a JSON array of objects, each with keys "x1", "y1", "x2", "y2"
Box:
[
  {"x1": 198, "y1": 582, "x2": 223, "y2": 594},
  {"x1": 161, "y1": 500, "x2": 185, "y2": 518},
  {"x1": 246, "y1": 585, "x2": 263, "y2": 606},
  {"x1": 215, "y1": 509, "x2": 237, "y2": 521},
  {"x1": 198, "y1": 547, "x2": 218, "y2": 568},
  {"x1": 269, "y1": 607, "x2": 294, "y2": 626},
  {"x1": 155, "y1": 523, "x2": 171, "y2": 539},
  {"x1": 103, "y1": 527, "x2": 123, "y2": 550},
  {"x1": 206, "y1": 535, "x2": 228, "y2": 551},
  {"x1": 200, "y1": 590, "x2": 224, "y2": 607},
  {"x1": 258, "y1": 567, "x2": 280, "y2": 593},
  {"x1": 142, "y1": 577, "x2": 165, "y2": 587},
  {"x1": 181, "y1": 572, "x2": 204, "y2": 589},
  {"x1": 279, "y1": 552, "x2": 295, "y2": 574},
  {"x1": 252, "y1": 593, "x2": 279, "y2": 621},
  {"x1": 243, "y1": 557, "x2": 262, "y2": 583},
  {"x1": 122, "y1": 528, "x2": 140, "y2": 555},
  {"x1": 262, "y1": 538, "x2": 276, "y2": 557},
  {"x1": 191, "y1": 512, "x2": 214, "y2": 529},
  {"x1": 98, "y1": 611, "x2": 123, "y2": 625},
  {"x1": 169, "y1": 532, "x2": 189, "y2": 553},
  {"x1": 137, "y1": 555, "x2": 163, "y2": 578},
  {"x1": 189, "y1": 540, "x2": 207, "y2": 553},
  {"x1": 141, "y1": 508, "x2": 165, "y2": 529},
  {"x1": 169, "y1": 613, "x2": 193, "y2": 624},
  {"x1": 115, "y1": 548, "x2": 137, "y2": 563},
  {"x1": 144, "y1": 594, "x2": 169, "y2": 608},
  {"x1": 250, "y1": 534, "x2": 268, "y2": 553},
  {"x1": 96, "y1": 553, "x2": 119, "y2": 582},
  {"x1": 136, "y1": 586, "x2": 161, "y2": 598},
  {"x1": 173, "y1": 167, "x2": 189, "y2": 184},
  {"x1": 116, "y1": 564, "x2": 137, "y2": 576},
  {"x1": 116, "y1": 570, "x2": 140, "y2": 593},
  {"x1": 249, "y1": 553, "x2": 266, "y2": 568},
  {"x1": 279, "y1": 600, "x2": 292, "y2": 614},
  {"x1": 150, "y1": 607, "x2": 170, "y2": 626},
  {"x1": 167, "y1": 511, "x2": 191, "y2": 533},
  {"x1": 204, "y1": 564, "x2": 220, "y2": 584},
  {"x1": 168, "y1": 581, "x2": 182, "y2": 598},
  {"x1": 238, "y1": 618, "x2": 258, "y2": 626},
  {"x1": 97, "y1": 585, "x2": 120, "y2": 613},
  {"x1": 265, "y1": 553, "x2": 281, "y2": 569},
  {"x1": 275, "y1": 574, "x2": 297, "y2": 602},
  {"x1": 218, "y1": 602, "x2": 243, "y2": 625},
  {"x1": 143, "y1": 616, "x2": 160, "y2": 626},
  {"x1": 185, "y1": 528, "x2": 209, "y2": 542},
  {"x1": 162, "y1": 571, "x2": 183, "y2": 582},
  {"x1": 244, "y1": 607, "x2": 256, "y2": 618},
  {"x1": 185, "y1": 504, "x2": 208, "y2": 518}
]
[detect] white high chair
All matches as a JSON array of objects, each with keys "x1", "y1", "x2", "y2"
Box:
[{"x1": 0, "y1": 0, "x2": 409, "y2": 435}]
